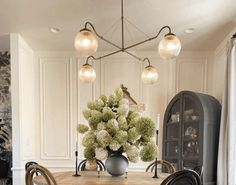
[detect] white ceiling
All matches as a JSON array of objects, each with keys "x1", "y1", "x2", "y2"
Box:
[{"x1": 0, "y1": 0, "x2": 236, "y2": 51}]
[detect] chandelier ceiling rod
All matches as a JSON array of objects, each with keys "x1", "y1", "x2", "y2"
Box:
[{"x1": 121, "y1": 0, "x2": 124, "y2": 50}]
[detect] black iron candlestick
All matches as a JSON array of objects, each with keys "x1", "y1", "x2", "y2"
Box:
[
  {"x1": 73, "y1": 151, "x2": 81, "y2": 177},
  {"x1": 152, "y1": 158, "x2": 158, "y2": 178},
  {"x1": 152, "y1": 130, "x2": 159, "y2": 178}
]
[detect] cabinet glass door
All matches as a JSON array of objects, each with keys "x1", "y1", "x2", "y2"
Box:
[
  {"x1": 164, "y1": 99, "x2": 181, "y2": 169},
  {"x1": 182, "y1": 95, "x2": 200, "y2": 161}
]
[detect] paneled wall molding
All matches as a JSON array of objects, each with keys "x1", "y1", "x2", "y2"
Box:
[
  {"x1": 33, "y1": 50, "x2": 212, "y2": 170},
  {"x1": 100, "y1": 56, "x2": 143, "y2": 102},
  {"x1": 175, "y1": 56, "x2": 208, "y2": 94},
  {"x1": 39, "y1": 56, "x2": 73, "y2": 160}
]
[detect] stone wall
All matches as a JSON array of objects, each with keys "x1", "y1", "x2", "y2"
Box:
[{"x1": 0, "y1": 51, "x2": 12, "y2": 185}]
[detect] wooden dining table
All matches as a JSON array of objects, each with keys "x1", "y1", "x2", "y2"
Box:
[{"x1": 33, "y1": 171, "x2": 170, "y2": 185}]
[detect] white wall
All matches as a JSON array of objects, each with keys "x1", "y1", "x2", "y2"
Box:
[
  {"x1": 0, "y1": 35, "x2": 10, "y2": 52},
  {"x1": 32, "y1": 50, "x2": 211, "y2": 172},
  {"x1": 10, "y1": 34, "x2": 35, "y2": 185},
  {"x1": 9, "y1": 26, "x2": 236, "y2": 184},
  {"x1": 212, "y1": 27, "x2": 236, "y2": 103}
]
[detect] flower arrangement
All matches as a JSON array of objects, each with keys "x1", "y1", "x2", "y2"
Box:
[{"x1": 77, "y1": 88, "x2": 157, "y2": 163}]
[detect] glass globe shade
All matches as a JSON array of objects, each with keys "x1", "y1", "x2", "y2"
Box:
[
  {"x1": 158, "y1": 34, "x2": 181, "y2": 60},
  {"x1": 79, "y1": 64, "x2": 96, "y2": 83},
  {"x1": 141, "y1": 66, "x2": 158, "y2": 84},
  {"x1": 74, "y1": 29, "x2": 98, "y2": 57}
]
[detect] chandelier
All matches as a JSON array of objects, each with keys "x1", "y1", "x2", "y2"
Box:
[{"x1": 75, "y1": 0, "x2": 181, "y2": 84}]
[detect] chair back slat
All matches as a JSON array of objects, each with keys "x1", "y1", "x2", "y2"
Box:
[
  {"x1": 160, "y1": 169, "x2": 201, "y2": 185},
  {"x1": 146, "y1": 160, "x2": 175, "y2": 174},
  {"x1": 25, "y1": 164, "x2": 57, "y2": 185},
  {"x1": 78, "y1": 159, "x2": 106, "y2": 171}
]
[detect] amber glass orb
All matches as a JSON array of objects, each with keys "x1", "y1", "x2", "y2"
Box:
[
  {"x1": 141, "y1": 65, "x2": 158, "y2": 84},
  {"x1": 158, "y1": 33, "x2": 181, "y2": 60},
  {"x1": 74, "y1": 29, "x2": 98, "y2": 57},
  {"x1": 79, "y1": 64, "x2": 96, "y2": 83}
]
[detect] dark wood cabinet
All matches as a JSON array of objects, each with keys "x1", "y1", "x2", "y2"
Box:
[{"x1": 162, "y1": 91, "x2": 221, "y2": 185}]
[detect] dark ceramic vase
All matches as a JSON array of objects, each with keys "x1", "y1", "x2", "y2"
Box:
[{"x1": 105, "y1": 153, "x2": 128, "y2": 176}]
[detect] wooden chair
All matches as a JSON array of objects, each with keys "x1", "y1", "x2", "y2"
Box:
[
  {"x1": 25, "y1": 161, "x2": 38, "y2": 171},
  {"x1": 146, "y1": 160, "x2": 175, "y2": 174},
  {"x1": 25, "y1": 164, "x2": 57, "y2": 185},
  {"x1": 160, "y1": 169, "x2": 201, "y2": 185},
  {"x1": 193, "y1": 166, "x2": 203, "y2": 184},
  {"x1": 78, "y1": 159, "x2": 106, "y2": 171},
  {"x1": 25, "y1": 161, "x2": 39, "y2": 176},
  {"x1": 193, "y1": 166, "x2": 203, "y2": 177}
]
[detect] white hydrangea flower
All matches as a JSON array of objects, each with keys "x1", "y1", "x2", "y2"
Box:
[
  {"x1": 109, "y1": 140, "x2": 121, "y2": 151},
  {"x1": 96, "y1": 130, "x2": 111, "y2": 146},
  {"x1": 119, "y1": 98, "x2": 129, "y2": 105},
  {"x1": 107, "y1": 119, "x2": 119, "y2": 134},
  {"x1": 126, "y1": 145, "x2": 139, "y2": 163},
  {"x1": 95, "y1": 148, "x2": 108, "y2": 160},
  {"x1": 117, "y1": 104, "x2": 129, "y2": 117}
]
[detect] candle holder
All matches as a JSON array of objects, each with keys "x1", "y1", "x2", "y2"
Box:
[
  {"x1": 146, "y1": 130, "x2": 159, "y2": 178},
  {"x1": 72, "y1": 151, "x2": 81, "y2": 177},
  {"x1": 125, "y1": 171, "x2": 128, "y2": 179},
  {"x1": 97, "y1": 165, "x2": 100, "y2": 178},
  {"x1": 152, "y1": 157, "x2": 158, "y2": 178}
]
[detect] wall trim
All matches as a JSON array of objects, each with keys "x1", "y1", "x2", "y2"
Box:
[{"x1": 39, "y1": 56, "x2": 73, "y2": 160}]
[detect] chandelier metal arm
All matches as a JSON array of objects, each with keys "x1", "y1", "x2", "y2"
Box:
[
  {"x1": 86, "y1": 49, "x2": 123, "y2": 63},
  {"x1": 123, "y1": 25, "x2": 171, "y2": 51},
  {"x1": 86, "y1": 49, "x2": 150, "y2": 63},
  {"x1": 84, "y1": 23, "x2": 172, "y2": 63},
  {"x1": 85, "y1": 21, "x2": 122, "y2": 50},
  {"x1": 143, "y1": 57, "x2": 151, "y2": 67},
  {"x1": 85, "y1": 22, "x2": 146, "y2": 62},
  {"x1": 83, "y1": 0, "x2": 172, "y2": 66}
]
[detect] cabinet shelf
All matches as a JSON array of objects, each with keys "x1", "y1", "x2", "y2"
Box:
[
  {"x1": 183, "y1": 137, "x2": 199, "y2": 142},
  {"x1": 182, "y1": 156, "x2": 199, "y2": 160},
  {"x1": 183, "y1": 120, "x2": 199, "y2": 124},
  {"x1": 165, "y1": 139, "x2": 179, "y2": 142},
  {"x1": 165, "y1": 156, "x2": 179, "y2": 160},
  {"x1": 166, "y1": 121, "x2": 179, "y2": 125}
]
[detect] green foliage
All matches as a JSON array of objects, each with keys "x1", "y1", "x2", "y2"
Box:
[
  {"x1": 87, "y1": 99, "x2": 104, "y2": 111},
  {"x1": 114, "y1": 88, "x2": 123, "y2": 102},
  {"x1": 107, "y1": 119, "x2": 119, "y2": 135},
  {"x1": 136, "y1": 117, "x2": 155, "y2": 137},
  {"x1": 108, "y1": 94, "x2": 117, "y2": 107},
  {"x1": 115, "y1": 130, "x2": 128, "y2": 144},
  {"x1": 99, "y1": 94, "x2": 107, "y2": 104},
  {"x1": 84, "y1": 147, "x2": 95, "y2": 160},
  {"x1": 128, "y1": 127, "x2": 140, "y2": 143},
  {"x1": 77, "y1": 87, "x2": 157, "y2": 163},
  {"x1": 97, "y1": 122, "x2": 106, "y2": 131},
  {"x1": 88, "y1": 110, "x2": 103, "y2": 129},
  {"x1": 102, "y1": 107, "x2": 116, "y2": 122},
  {"x1": 82, "y1": 132, "x2": 96, "y2": 147},
  {"x1": 77, "y1": 124, "x2": 89, "y2": 134},
  {"x1": 82, "y1": 109, "x2": 91, "y2": 120},
  {"x1": 117, "y1": 116, "x2": 128, "y2": 130},
  {"x1": 140, "y1": 142, "x2": 157, "y2": 162}
]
